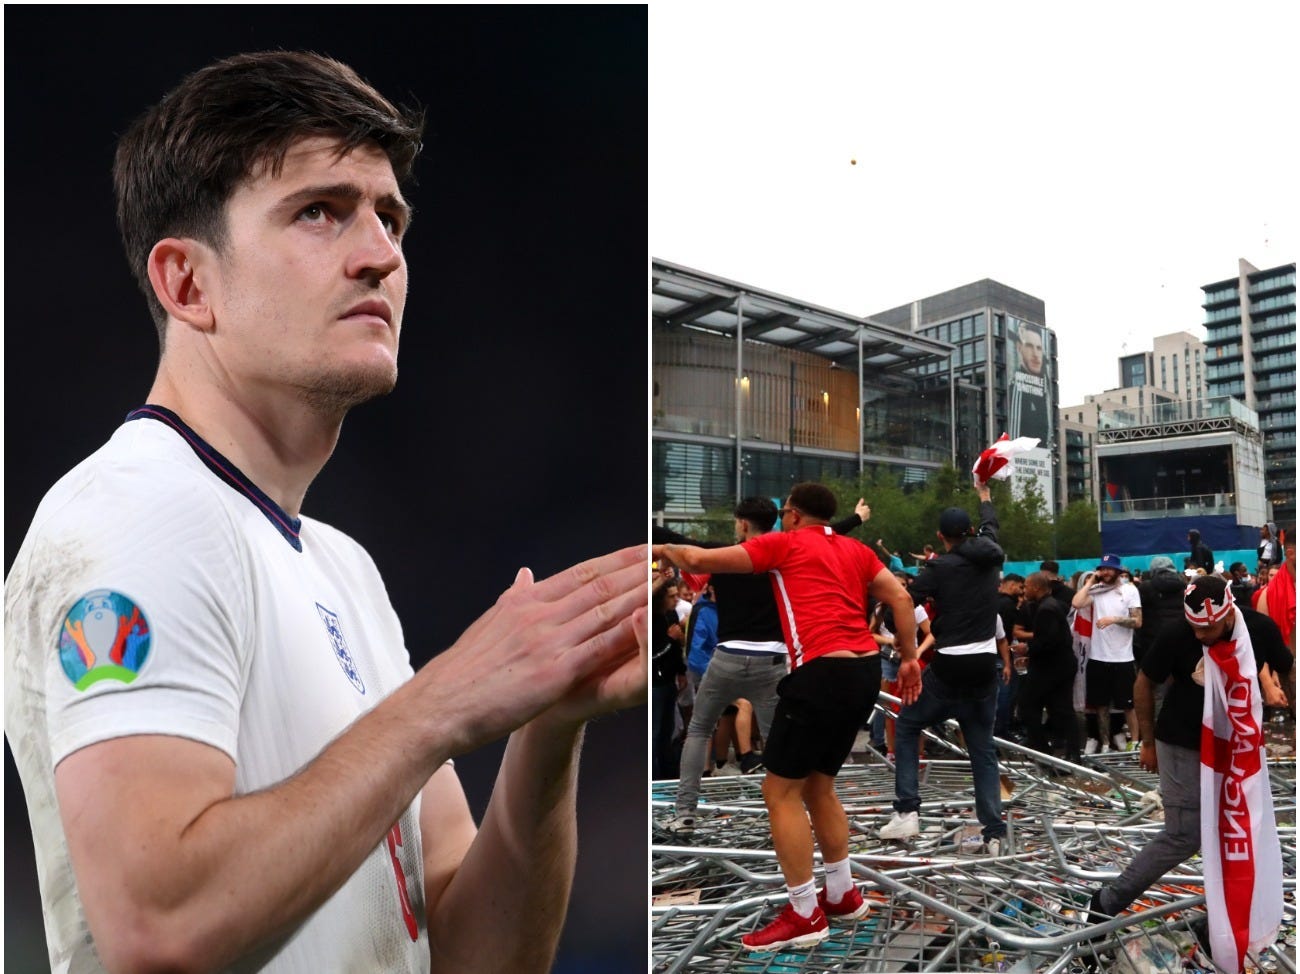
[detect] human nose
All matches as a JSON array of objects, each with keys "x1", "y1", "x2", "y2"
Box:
[{"x1": 346, "y1": 209, "x2": 403, "y2": 281}]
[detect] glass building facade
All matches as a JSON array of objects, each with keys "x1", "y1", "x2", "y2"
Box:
[
  {"x1": 651, "y1": 262, "x2": 959, "y2": 525},
  {"x1": 1202, "y1": 260, "x2": 1296, "y2": 525},
  {"x1": 872, "y1": 281, "x2": 1060, "y2": 512}
]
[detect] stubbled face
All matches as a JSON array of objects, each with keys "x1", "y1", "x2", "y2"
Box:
[
  {"x1": 1095, "y1": 567, "x2": 1119, "y2": 586},
  {"x1": 198, "y1": 137, "x2": 410, "y2": 414},
  {"x1": 1018, "y1": 330, "x2": 1044, "y2": 374}
]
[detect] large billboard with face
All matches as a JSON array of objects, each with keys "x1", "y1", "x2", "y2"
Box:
[{"x1": 1006, "y1": 317, "x2": 1055, "y2": 512}]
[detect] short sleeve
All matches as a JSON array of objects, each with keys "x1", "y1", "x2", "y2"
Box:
[
  {"x1": 1139, "y1": 628, "x2": 1176, "y2": 684},
  {"x1": 1250, "y1": 612, "x2": 1293, "y2": 677},
  {"x1": 28, "y1": 470, "x2": 251, "y2": 767},
  {"x1": 742, "y1": 532, "x2": 789, "y2": 574}
]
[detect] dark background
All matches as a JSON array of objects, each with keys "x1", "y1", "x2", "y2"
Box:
[{"x1": 4, "y1": 7, "x2": 647, "y2": 972}]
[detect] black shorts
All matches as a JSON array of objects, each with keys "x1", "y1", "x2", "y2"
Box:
[
  {"x1": 764, "y1": 654, "x2": 880, "y2": 779},
  {"x1": 1085, "y1": 659, "x2": 1135, "y2": 710}
]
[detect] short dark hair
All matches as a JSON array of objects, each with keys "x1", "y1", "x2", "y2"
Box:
[
  {"x1": 1039, "y1": 560, "x2": 1059, "y2": 575},
  {"x1": 114, "y1": 51, "x2": 426, "y2": 342},
  {"x1": 734, "y1": 496, "x2": 778, "y2": 532},
  {"x1": 787, "y1": 482, "x2": 836, "y2": 520},
  {"x1": 1024, "y1": 571, "x2": 1052, "y2": 594},
  {"x1": 1001, "y1": 573, "x2": 1025, "y2": 584}
]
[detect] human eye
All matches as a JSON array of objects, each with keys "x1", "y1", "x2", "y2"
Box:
[
  {"x1": 378, "y1": 209, "x2": 406, "y2": 238},
  {"x1": 296, "y1": 203, "x2": 332, "y2": 224}
]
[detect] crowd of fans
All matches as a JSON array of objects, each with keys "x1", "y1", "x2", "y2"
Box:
[{"x1": 652, "y1": 493, "x2": 1296, "y2": 957}]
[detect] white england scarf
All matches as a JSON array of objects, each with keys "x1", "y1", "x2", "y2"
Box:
[{"x1": 1200, "y1": 610, "x2": 1283, "y2": 972}]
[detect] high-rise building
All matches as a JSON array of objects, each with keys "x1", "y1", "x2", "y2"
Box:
[
  {"x1": 1118, "y1": 331, "x2": 1208, "y2": 403},
  {"x1": 1201, "y1": 259, "x2": 1296, "y2": 525},
  {"x1": 872, "y1": 280, "x2": 1059, "y2": 512}
]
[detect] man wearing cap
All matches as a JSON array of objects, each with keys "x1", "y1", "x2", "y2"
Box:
[
  {"x1": 1089, "y1": 576, "x2": 1293, "y2": 962},
  {"x1": 880, "y1": 479, "x2": 1009, "y2": 854},
  {"x1": 1072, "y1": 554, "x2": 1142, "y2": 752}
]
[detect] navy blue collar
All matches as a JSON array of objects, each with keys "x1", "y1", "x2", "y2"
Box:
[{"x1": 126, "y1": 404, "x2": 303, "y2": 552}]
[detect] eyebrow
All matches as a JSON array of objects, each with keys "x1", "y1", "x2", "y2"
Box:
[{"x1": 274, "y1": 182, "x2": 414, "y2": 229}]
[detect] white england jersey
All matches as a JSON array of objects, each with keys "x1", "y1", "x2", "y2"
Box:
[{"x1": 4, "y1": 407, "x2": 431, "y2": 973}]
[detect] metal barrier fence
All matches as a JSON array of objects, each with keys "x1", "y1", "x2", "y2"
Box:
[{"x1": 652, "y1": 707, "x2": 1297, "y2": 973}]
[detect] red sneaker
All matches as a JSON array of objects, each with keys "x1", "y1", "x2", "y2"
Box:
[
  {"x1": 740, "y1": 903, "x2": 829, "y2": 951},
  {"x1": 818, "y1": 885, "x2": 871, "y2": 920}
]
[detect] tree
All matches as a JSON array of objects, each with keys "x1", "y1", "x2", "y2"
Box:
[
  {"x1": 1055, "y1": 500, "x2": 1101, "y2": 559},
  {"x1": 993, "y1": 477, "x2": 1053, "y2": 562}
]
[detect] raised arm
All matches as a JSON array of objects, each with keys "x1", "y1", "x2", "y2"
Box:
[
  {"x1": 653, "y1": 542, "x2": 754, "y2": 575},
  {"x1": 1071, "y1": 572, "x2": 1097, "y2": 609},
  {"x1": 830, "y1": 498, "x2": 870, "y2": 536},
  {"x1": 974, "y1": 481, "x2": 999, "y2": 542},
  {"x1": 56, "y1": 546, "x2": 648, "y2": 974}
]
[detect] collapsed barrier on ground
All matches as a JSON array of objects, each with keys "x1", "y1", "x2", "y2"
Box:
[{"x1": 651, "y1": 703, "x2": 1297, "y2": 973}]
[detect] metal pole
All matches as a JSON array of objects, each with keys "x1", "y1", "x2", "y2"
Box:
[
  {"x1": 949, "y1": 352, "x2": 957, "y2": 465},
  {"x1": 735, "y1": 293, "x2": 744, "y2": 503},
  {"x1": 858, "y1": 328, "x2": 865, "y2": 476},
  {"x1": 788, "y1": 361, "x2": 796, "y2": 486}
]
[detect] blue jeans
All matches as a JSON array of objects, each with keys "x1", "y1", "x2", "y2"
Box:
[
  {"x1": 869, "y1": 653, "x2": 900, "y2": 747},
  {"x1": 893, "y1": 666, "x2": 1005, "y2": 840},
  {"x1": 995, "y1": 667, "x2": 1020, "y2": 737}
]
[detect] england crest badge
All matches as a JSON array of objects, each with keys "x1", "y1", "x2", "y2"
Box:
[{"x1": 315, "y1": 603, "x2": 366, "y2": 694}]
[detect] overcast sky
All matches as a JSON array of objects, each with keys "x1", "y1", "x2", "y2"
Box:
[{"x1": 650, "y1": 1, "x2": 1297, "y2": 407}]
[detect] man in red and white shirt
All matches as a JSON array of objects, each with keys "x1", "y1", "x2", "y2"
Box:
[{"x1": 655, "y1": 482, "x2": 916, "y2": 953}]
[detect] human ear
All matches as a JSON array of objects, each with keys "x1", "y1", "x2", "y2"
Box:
[{"x1": 146, "y1": 238, "x2": 215, "y2": 332}]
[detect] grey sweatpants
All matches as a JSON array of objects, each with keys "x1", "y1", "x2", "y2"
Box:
[
  {"x1": 675, "y1": 648, "x2": 787, "y2": 816},
  {"x1": 1101, "y1": 741, "x2": 1201, "y2": 913}
]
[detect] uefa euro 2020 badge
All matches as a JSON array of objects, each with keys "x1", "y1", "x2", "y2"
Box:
[{"x1": 59, "y1": 590, "x2": 152, "y2": 691}]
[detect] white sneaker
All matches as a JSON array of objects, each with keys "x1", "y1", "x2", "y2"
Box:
[
  {"x1": 879, "y1": 811, "x2": 920, "y2": 840},
  {"x1": 1084, "y1": 738, "x2": 1099, "y2": 755},
  {"x1": 1101, "y1": 745, "x2": 1113, "y2": 754},
  {"x1": 663, "y1": 813, "x2": 696, "y2": 836},
  {"x1": 1112, "y1": 733, "x2": 1128, "y2": 751},
  {"x1": 983, "y1": 837, "x2": 1004, "y2": 857}
]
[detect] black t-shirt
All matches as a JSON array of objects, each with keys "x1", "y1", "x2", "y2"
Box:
[
  {"x1": 652, "y1": 608, "x2": 686, "y2": 687},
  {"x1": 1142, "y1": 608, "x2": 1292, "y2": 750},
  {"x1": 996, "y1": 592, "x2": 1019, "y2": 641}
]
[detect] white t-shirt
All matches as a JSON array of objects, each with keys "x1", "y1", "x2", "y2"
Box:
[
  {"x1": 674, "y1": 598, "x2": 693, "y2": 624},
  {"x1": 4, "y1": 409, "x2": 431, "y2": 973},
  {"x1": 1087, "y1": 581, "x2": 1142, "y2": 662},
  {"x1": 878, "y1": 604, "x2": 931, "y2": 641}
]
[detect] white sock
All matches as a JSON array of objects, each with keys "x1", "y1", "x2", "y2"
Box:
[
  {"x1": 788, "y1": 878, "x2": 817, "y2": 918},
  {"x1": 823, "y1": 857, "x2": 853, "y2": 901}
]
